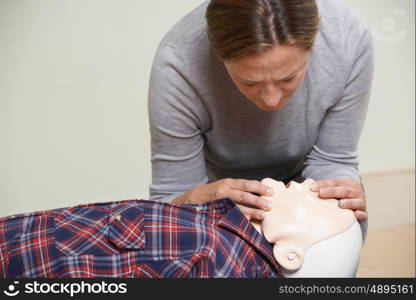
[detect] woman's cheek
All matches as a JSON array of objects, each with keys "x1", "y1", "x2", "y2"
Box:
[
  {"x1": 280, "y1": 80, "x2": 304, "y2": 97},
  {"x1": 239, "y1": 85, "x2": 259, "y2": 101},
  {"x1": 283, "y1": 79, "x2": 300, "y2": 91}
]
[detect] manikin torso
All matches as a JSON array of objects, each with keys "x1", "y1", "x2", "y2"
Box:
[{"x1": 251, "y1": 178, "x2": 362, "y2": 278}]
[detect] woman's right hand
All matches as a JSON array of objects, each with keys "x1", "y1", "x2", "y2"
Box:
[{"x1": 172, "y1": 178, "x2": 274, "y2": 221}]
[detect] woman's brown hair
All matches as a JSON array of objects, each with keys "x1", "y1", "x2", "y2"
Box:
[{"x1": 206, "y1": 0, "x2": 320, "y2": 61}]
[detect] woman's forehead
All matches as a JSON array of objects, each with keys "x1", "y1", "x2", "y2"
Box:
[{"x1": 226, "y1": 47, "x2": 310, "y2": 82}]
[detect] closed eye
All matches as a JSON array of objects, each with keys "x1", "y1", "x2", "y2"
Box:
[
  {"x1": 281, "y1": 77, "x2": 295, "y2": 83},
  {"x1": 242, "y1": 81, "x2": 257, "y2": 87}
]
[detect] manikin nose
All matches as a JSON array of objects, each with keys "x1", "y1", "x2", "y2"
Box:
[{"x1": 260, "y1": 86, "x2": 282, "y2": 107}]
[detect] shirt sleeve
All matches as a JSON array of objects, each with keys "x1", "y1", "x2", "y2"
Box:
[
  {"x1": 302, "y1": 11, "x2": 374, "y2": 182},
  {"x1": 148, "y1": 44, "x2": 210, "y2": 202}
]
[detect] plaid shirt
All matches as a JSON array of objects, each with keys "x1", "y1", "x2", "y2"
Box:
[{"x1": 0, "y1": 198, "x2": 280, "y2": 278}]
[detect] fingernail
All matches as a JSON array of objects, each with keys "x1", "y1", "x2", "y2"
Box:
[
  {"x1": 267, "y1": 188, "x2": 273, "y2": 195},
  {"x1": 258, "y1": 212, "x2": 265, "y2": 219},
  {"x1": 310, "y1": 184, "x2": 318, "y2": 191},
  {"x1": 264, "y1": 202, "x2": 273, "y2": 210},
  {"x1": 339, "y1": 200, "x2": 346, "y2": 207}
]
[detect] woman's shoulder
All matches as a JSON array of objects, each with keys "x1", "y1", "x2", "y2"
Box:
[
  {"x1": 158, "y1": 1, "x2": 210, "y2": 51},
  {"x1": 313, "y1": 0, "x2": 372, "y2": 63},
  {"x1": 152, "y1": 1, "x2": 215, "y2": 77},
  {"x1": 317, "y1": 0, "x2": 371, "y2": 34},
  {"x1": 317, "y1": 0, "x2": 366, "y2": 21},
  {"x1": 304, "y1": 1, "x2": 373, "y2": 102}
]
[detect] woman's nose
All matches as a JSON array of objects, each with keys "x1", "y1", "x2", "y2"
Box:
[{"x1": 260, "y1": 85, "x2": 282, "y2": 107}]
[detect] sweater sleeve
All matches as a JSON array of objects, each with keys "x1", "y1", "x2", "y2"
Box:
[
  {"x1": 148, "y1": 44, "x2": 210, "y2": 203},
  {"x1": 302, "y1": 10, "x2": 374, "y2": 183}
]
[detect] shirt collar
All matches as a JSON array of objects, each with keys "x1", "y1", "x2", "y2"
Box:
[{"x1": 215, "y1": 198, "x2": 281, "y2": 275}]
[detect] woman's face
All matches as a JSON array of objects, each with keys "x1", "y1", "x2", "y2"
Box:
[{"x1": 224, "y1": 44, "x2": 310, "y2": 112}]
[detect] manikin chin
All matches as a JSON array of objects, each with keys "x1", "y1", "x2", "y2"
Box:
[{"x1": 251, "y1": 178, "x2": 363, "y2": 278}]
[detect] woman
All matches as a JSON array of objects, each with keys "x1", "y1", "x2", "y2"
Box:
[{"x1": 148, "y1": 0, "x2": 373, "y2": 238}]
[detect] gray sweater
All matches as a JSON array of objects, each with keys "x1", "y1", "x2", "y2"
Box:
[{"x1": 147, "y1": 0, "x2": 373, "y2": 238}]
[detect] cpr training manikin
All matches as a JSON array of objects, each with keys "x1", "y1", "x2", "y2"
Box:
[
  {"x1": 0, "y1": 177, "x2": 363, "y2": 278},
  {"x1": 251, "y1": 178, "x2": 363, "y2": 278}
]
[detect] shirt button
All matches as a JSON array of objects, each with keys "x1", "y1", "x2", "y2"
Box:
[{"x1": 114, "y1": 215, "x2": 122, "y2": 222}]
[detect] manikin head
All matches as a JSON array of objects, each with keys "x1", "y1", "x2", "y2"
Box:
[{"x1": 251, "y1": 178, "x2": 363, "y2": 277}]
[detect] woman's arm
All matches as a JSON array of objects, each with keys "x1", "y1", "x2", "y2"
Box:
[
  {"x1": 148, "y1": 44, "x2": 273, "y2": 219},
  {"x1": 302, "y1": 9, "x2": 374, "y2": 226},
  {"x1": 148, "y1": 43, "x2": 210, "y2": 203},
  {"x1": 302, "y1": 12, "x2": 374, "y2": 182}
]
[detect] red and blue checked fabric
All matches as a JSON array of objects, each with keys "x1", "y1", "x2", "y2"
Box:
[{"x1": 0, "y1": 198, "x2": 281, "y2": 278}]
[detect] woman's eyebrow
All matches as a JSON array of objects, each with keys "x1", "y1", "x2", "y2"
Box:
[
  {"x1": 232, "y1": 71, "x2": 259, "y2": 82},
  {"x1": 278, "y1": 61, "x2": 308, "y2": 81},
  {"x1": 237, "y1": 60, "x2": 308, "y2": 83},
  {"x1": 279, "y1": 70, "x2": 298, "y2": 81}
]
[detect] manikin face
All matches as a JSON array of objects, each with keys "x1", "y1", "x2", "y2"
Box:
[
  {"x1": 224, "y1": 44, "x2": 310, "y2": 111},
  {"x1": 251, "y1": 178, "x2": 361, "y2": 275}
]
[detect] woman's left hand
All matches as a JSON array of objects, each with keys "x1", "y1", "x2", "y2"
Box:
[{"x1": 310, "y1": 178, "x2": 367, "y2": 221}]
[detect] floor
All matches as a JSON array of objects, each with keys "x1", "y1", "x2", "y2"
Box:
[{"x1": 357, "y1": 224, "x2": 415, "y2": 277}]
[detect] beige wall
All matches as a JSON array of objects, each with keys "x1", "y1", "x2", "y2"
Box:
[
  {"x1": 0, "y1": 0, "x2": 414, "y2": 219},
  {"x1": 345, "y1": 0, "x2": 415, "y2": 173}
]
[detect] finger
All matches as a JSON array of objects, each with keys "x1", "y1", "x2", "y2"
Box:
[
  {"x1": 237, "y1": 205, "x2": 266, "y2": 221},
  {"x1": 319, "y1": 186, "x2": 364, "y2": 199},
  {"x1": 338, "y1": 199, "x2": 366, "y2": 211},
  {"x1": 227, "y1": 179, "x2": 274, "y2": 196},
  {"x1": 310, "y1": 178, "x2": 361, "y2": 191},
  {"x1": 355, "y1": 210, "x2": 368, "y2": 221},
  {"x1": 310, "y1": 179, "x2": 339, "y2": 191},
  {"x1": 229, "y1": 190, "x2": 272, "y2": 211}
]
